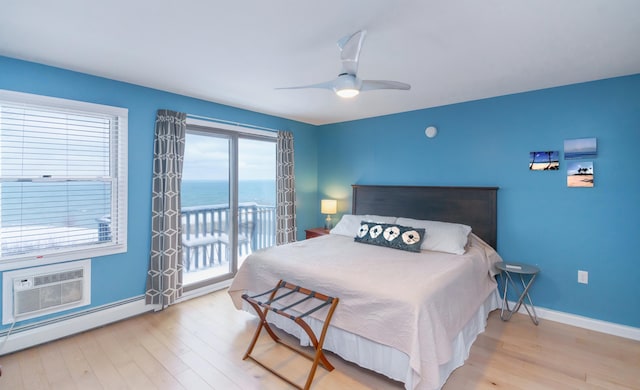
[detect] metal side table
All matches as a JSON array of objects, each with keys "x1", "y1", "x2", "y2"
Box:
[{"x1": 495, "y1": 261, "x2": 540, "y2": 325}]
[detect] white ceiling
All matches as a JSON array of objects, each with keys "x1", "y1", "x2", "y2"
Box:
[{"x1": 1, "y1": 1, "x2": 639, "y2": 125}]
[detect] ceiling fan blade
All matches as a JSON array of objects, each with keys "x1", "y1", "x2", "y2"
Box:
[
  {"x1": 360, "y1": 80, "x2": 411, "y2": 91},
  {"x1": 338, "y1": 30, "x2": 366, "y2": 75},
  {"x1": 275, "y1": 80, "x2": 335, "y2": 90},
  {"x1": 277, "y1": 31, "x2": 409, "y2": 97}
]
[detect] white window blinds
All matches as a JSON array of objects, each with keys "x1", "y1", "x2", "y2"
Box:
[{"x1": 0, "y1": 90, "x2": 127, "y2": 266}]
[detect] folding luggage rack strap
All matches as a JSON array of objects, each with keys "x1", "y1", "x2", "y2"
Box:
[{"x1": 241, "y1": 279, "x2": 340, "y2": 390}]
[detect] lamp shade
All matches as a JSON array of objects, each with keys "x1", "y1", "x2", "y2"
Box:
[{"x1": 320, "y1": 199, "x2": 337, "y2": 214}]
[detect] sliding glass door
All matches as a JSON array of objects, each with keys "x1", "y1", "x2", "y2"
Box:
[
  {"x1": 181, "y1": 125, "x2": 276, "y2": 290},
  {"x1": 237, "y1": 138, "x2": 276, "y2": 268}
]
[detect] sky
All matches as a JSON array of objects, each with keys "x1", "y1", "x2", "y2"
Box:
[
  {"x1": 564, "y1": 137, "x2": 597, "y2": 154},
  {"x1": 567, "y1": 161, "x2": 593, "y2": 175},
  {"x1": 181, "y1": 133, "x2": 276, "y2": 181},
  {"x1": 529, "y1": 151, "x2": 559, "y2": 163},
  {"x1": 1, "y1": 108, "x2": 110, "y2": 178}
]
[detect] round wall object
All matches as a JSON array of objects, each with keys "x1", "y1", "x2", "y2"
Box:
[{"x1": 425, "y1": 126, "x2": 438, "y2": 138}]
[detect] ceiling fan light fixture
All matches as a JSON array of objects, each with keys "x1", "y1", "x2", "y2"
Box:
[
  {"x1": 334, "y1": 73, "x2": 360, "y2": 98},
  {"x1": 335, "y1": 88, "x2": 360, "y2": 98}
]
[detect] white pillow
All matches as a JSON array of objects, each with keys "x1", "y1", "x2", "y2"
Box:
[
  {"x1": 396, "y1": 217, "x2": 472, "y2": 255},
  {"x1": 330, "y1": 214, "x2": 397, "y2": 237}
]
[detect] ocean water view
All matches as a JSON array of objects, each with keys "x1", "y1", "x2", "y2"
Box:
[
  {"x1": 181, "y1": 179, "x2": 275, "y2": 207},
  {"x1": 1, "y1": 180, "x2": 275, "y2": 230},
  {"x1": 564, "y1": 151, "x2": 596, "y2": 160},
  {"x1": 1, "y1": 182, "x2": 111, "y2": 228}
]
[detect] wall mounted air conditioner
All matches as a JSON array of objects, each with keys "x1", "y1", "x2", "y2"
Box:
[{"x1": 2, "y1": 259, "x2": 91, "y2": 324}]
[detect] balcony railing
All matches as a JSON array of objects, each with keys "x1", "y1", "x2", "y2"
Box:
[
  {"x1": 180, "y1": 202, "x2": 276, "y2": 272},
  {"x1": 96, "y1": 203, "x2": 276, "y2": 273}
]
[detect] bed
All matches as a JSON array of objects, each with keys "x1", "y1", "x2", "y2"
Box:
[{"x1": 228, "y1": 185, "x2": 501, "y2": 390}]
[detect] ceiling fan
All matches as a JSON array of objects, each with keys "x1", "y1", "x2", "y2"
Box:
[{"x1": 277, "y1": 30, "x2": 411, "y2": 98}]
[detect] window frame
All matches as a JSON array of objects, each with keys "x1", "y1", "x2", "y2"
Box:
[{"x1": 0, "y1": 89, "x2": 128, "y2": 270}]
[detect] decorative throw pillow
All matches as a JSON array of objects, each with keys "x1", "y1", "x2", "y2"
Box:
[
  {"x1": 354, "y1": 221, "x2": 425, "y2": 252},
  {"x1": 330, "y1": 214, "x2": 398, "y2": 237},
  {"x1": 396, "y1": 217, "x2": 472, "y2": 255}
]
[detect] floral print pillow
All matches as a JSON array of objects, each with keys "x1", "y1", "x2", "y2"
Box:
[{"x1": 354, "y1": 221, "x2": 425, "y2": 252}]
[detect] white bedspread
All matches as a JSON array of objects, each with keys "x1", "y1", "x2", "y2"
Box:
[{"x1": 228, "y1": 233, "x2": 501, "y2": 390}]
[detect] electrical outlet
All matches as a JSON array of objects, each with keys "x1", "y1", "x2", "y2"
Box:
[{"x1": 578, "y1": 270, "x2": 588, "y2": 284}]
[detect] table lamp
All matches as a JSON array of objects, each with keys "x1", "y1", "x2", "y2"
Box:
[{"x1": 321, "y1": 199, "x2": 337, "y2": 230}]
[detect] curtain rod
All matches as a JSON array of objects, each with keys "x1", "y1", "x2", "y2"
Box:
[{"x1": 186, "y1": 114, "x2": 280, "y2": 133}]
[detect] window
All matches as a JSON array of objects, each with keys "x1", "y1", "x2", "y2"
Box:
[{"x1": 0, "y1": 90, "x2": 127, "y2": 268}]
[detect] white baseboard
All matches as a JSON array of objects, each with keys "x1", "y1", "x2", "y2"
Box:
[
  {"x1": 0, "y1": 296, "x2": 152, "y2": 355},
  {"x1": 507, "y1": 300, "x2": 640, "y2": 341}
]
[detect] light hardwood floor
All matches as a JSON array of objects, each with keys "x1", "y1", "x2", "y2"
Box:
[{"x1": 0, "y1": 289, "x2": 638, "y2": 389}]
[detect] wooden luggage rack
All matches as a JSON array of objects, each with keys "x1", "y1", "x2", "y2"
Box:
[{"x1": 241, "y1": 280, "x2": 340, "y2": 390}]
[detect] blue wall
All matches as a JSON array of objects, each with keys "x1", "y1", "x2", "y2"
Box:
[
  {"x1": 2, "y1": 54, "x2": 638, "y2": 330},
  {"x1": 0, "y1": 56, "x2": 318, "y2": 327},
  {"x1": 317, "y1": 74, "x2": 640, "y2": 328}
]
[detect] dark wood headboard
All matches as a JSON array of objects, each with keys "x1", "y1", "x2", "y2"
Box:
[{"x1": 352, "y1": 185, "x2": 498, "y2": 249}]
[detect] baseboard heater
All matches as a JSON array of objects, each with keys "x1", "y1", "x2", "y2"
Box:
[{"x1": 2, "y1": 259, "x2": 91, "y2": 325}]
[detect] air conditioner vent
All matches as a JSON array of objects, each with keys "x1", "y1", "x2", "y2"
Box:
[
  {"x1": 2, "y1": 260, "x2": 91, "y2": 324},
  {"x1": 33, "y1": 269, "x2": 84, "y2": 287}
]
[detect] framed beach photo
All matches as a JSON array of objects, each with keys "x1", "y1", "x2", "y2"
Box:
[
  {"x1": 564, "y1": 137, "x2": 597, "y2": 159},
  {"x1": 567, "y1": 161, "x2": 594, "y2": 187},
  {"x1": 529, "y1": 151, "x2": 559, "y2": 170}
]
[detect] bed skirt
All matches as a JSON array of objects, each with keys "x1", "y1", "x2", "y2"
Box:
[{"x1": 241, "y1": 287, "x2": 500, "y2": 390}]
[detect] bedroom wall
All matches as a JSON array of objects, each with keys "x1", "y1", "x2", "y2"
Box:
[
  {"x1": 0, "y1": 55, "x2": 319, "y2": 330},
  {"x1": 316, "y1": 74, "x2": 640, "y2": 329}
]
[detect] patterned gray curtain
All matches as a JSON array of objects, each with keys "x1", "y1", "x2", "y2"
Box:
[
  {"x1": 146, "y1": 109, "x2": 186, "y2": 308},
  {"x1": 276, "y1": 131, "x2": 297, "y2": 245}
]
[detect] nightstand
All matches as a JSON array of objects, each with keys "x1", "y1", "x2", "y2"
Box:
[
  {"x1": 305, "y1": 228, "x2": 330, "y2": 239},
  {"x1": 495, "y1": 261, "x2": 540, "y2": 325}
]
